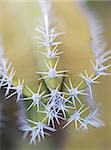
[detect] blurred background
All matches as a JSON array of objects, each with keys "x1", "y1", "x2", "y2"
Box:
[{"x1": 0, "y1": 0, "x2": 111, "y2": 150}]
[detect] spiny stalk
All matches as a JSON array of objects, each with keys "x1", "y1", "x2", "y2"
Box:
[{"x1": 0, "y1": 1, "x2": 111, "y2": 144}]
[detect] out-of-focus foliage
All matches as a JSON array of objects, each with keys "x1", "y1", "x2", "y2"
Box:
[{"x1": 0, "y1": 2, "x2": 42, "y2": 96}]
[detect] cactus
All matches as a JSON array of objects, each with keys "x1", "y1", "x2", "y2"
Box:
[{"x1": 0, "y1": 0, "x2": 111, "y2": 145}]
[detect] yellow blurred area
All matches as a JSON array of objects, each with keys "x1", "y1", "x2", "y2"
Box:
[
  {"x1": 0, "y1": 1, "x2": 42, "y2": 94},
  {"x1": 0, "y1": 0, "x2": 91, "y2": 92},
  {"x1": 0, "y1": 0, "x2": 111, "y2": 150}
]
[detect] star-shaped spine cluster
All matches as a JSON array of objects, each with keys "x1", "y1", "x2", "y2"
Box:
[{"x1": 0, "y1": 0, "x2": 111, "y2": 144}]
